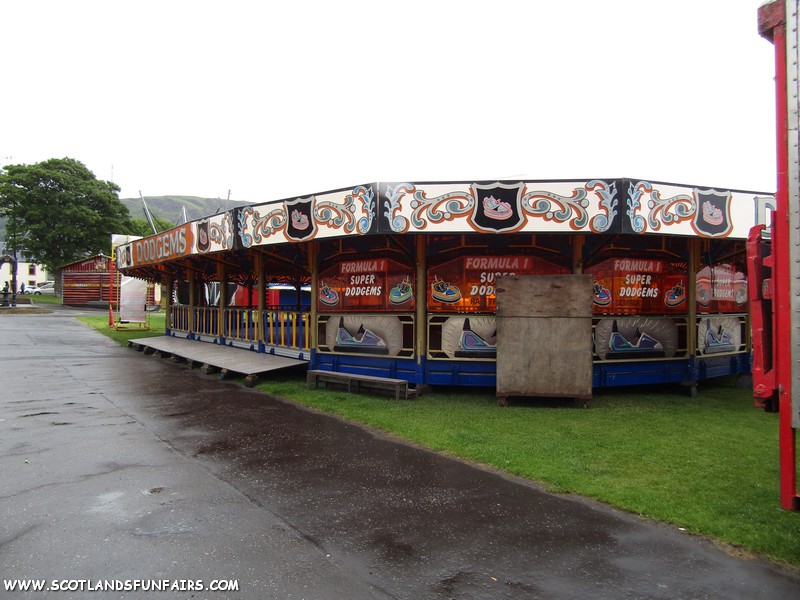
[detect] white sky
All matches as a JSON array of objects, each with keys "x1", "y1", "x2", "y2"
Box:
[{"x1": 0, "y1": 0, "x2": 778, "y2": 203}]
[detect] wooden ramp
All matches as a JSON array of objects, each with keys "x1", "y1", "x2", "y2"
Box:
[{"x1": 128, "y1": 336, "x2": 307, "y2": 387}]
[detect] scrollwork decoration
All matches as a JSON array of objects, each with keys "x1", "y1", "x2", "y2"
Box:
[
  {"x1": 626, "y1": 181, "x2": 649, "y2": 233},
  {"x1": 521, "y1": 187, "x2": 590, "y2": 230},
  {"x1": 353, "y1": 185, "x2": 375, "y2": 234},
  {"x1": 238, "y1": 207, "x2": 254, "y2": 248},
  {"x1": 209, "y1": 212, "x2": 234, "y2": 249},
  {"x1": 409, "y1": 189, "x2": 473, "y2": 229},
  {"x1": 235, "y1": 185, "x2": 377, "y2": 247},
  {"x1": 644, "y1": 184, "x2": 695, "y2": 231},
  {"x1": 384, "y1": 183, "x2": 415, "y2": 233},
  {"x1": 245, "y1": 206, "x2": 287, "y2": 245},
  {"x1": 588, "y1": 180, "x2": 618, "y2": 233},
  {"x1": 316, "y1": 195, "x2": 357, "y2": 233},
  {"x1": 386, "y1": 182, "x2": 598, "y2": 231}
]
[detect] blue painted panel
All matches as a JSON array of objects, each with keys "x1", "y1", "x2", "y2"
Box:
[
  {"x1": 312, "y1": 350, "x2": 750, "y2": 390},
  {"x1": 694, "y1": 353, "x2": 750, "y2": 380},
  {"x1": 592, "y1": 361, "x2": 689, "y2": 388},
  {"x1": 312, "y1": 352, "x2": 424, "y2": 384},
  {"x1": 425, "y1": 360, "x2": 497, "y2": 387}
]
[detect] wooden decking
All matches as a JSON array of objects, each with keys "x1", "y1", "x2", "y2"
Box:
[{"x1": 129, "y1": 336, "x2": 307, "y2": 386}]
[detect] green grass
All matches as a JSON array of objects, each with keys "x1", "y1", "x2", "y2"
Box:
[
  {"x1": 27, "y1": 293, "x2": 62, "y2": 304},
  {"x1": 78, "y1": 313, "x2": 166, "y2": 345},
  {"x1": 76, "y1": 315, "x2": 800, "y2": 567}
]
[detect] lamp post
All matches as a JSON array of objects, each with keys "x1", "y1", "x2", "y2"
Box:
[
  {"x1": 10, "y1": 249, "x2": 17, "y2": 307},
  {"x1": 1, "y1": 253, "x2": 16, "y2": 307},
  {"x1": 9, "y1": 202, "x2": 18, "y2": 306}
]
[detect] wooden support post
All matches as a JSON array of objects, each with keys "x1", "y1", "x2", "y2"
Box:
[
  {"x1": 257, "y1": 252, "x2": 265, "y2": 345},
  {"x1": 164, "y1": 274, "x2": 173, "y2": 333},
  {"x1": 217, "y1": 263, "x2": 227, "y2": 342},
  {"x1": 688, "y1": 239, "x2": 699, "y2": 359},
  {"x1": 683, "y1": 238, "x2": 700, "y2": 397},
  {"x1": 572, "y1": 235, "x2": 584, "y2": 274},
  {"x1": 415, "y1": 235, "x2": 426, "y2": 370},
  {"x1": 309, "y1": 242, "x2": 319, "y2": 352},
  {"x1": 188, "y1": 269, "x2": 196, "y2": 336}
]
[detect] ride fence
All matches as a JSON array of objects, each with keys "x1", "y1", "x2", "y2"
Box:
[{"x1": 169, "y1": 306, "x2": 310, "y2": 352}]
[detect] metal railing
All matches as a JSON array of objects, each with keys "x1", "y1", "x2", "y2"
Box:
[
  {"x1": 193, "y1": 306, "x2": 219, "y2": 337},
  {"x1": 170, "y1": 305, "x2": 309, "y2": 351},
  {"x1": 170, "y1": 305, "x2": 191, "y2": 333},
  {"x1": 224, "y1": 308, "x2": 259, "y2": 343},
  {"x1": 262, "y1": 309, "x2": 310, "y2": 351}
]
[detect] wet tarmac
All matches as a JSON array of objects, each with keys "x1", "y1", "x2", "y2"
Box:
[{"x1": 2, "y1": 308, "x2": 800, "y2": 599}]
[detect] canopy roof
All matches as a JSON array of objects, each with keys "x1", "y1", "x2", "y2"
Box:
[{"x1": 116, "y1": 177, "x2": 773, "y2": 282}]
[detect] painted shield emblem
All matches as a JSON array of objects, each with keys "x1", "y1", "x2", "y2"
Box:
[
  {"x1": 285, "y1": 196, "x2": 317, "y2": 242},
  {"x1": 692, "y1": 189, "x2": 732, "y2": 237},
  {"x1": 116, "y1": 245, "x2": 130, "y2": 268},
  {"x1": 197, "y1": 219, "x2": 210, "y2": 252},
  {"x1": 469, "y1": 182, "x2": 525, "y2": 233}
]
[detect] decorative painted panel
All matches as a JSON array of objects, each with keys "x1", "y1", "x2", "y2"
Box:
[
  {"x1": 238, "y1": 184, "x2": 377, "y2": 248},
  {"x1": 427, "y1": 255, "x2": 568, "y2": 313},
  {"x1": 117, "y1": 223, "x2": 194, "y2": 269},
  {"x1": 198, "y1": 210, "x2": 235, "y2": 253},
  {"x1": 381, "y1": 180, "x2": 619, "y2": 235},
  {"x1": 586, "y1": 258, "x2": 688, "y2": 315},
  {"x1": 695, "y1": 262, "x2": 748, "y2": 313},
  {"x1": 117, "y1": 178, "x2": 774, "y2": 274},
  {"x1": 622, "y1": 181, "x2": 768, "y2": 238},
  {"x1": 317, "y1": 259, "x2": 414, "y2": 312}
]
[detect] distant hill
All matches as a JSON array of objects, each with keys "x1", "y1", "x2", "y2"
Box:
[
  {"x1": 0, "y1": 196, "x2": 248, "y2": 240},
  {"x1": 121, "y1": 195, "x2": 252, "y2": 226},
  {"x1": 0, "y1": 195, "x2": 252, "y2": 241}
]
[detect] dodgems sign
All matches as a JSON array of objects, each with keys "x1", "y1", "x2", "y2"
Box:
[{"x1": 118, "y1": 224, "x2": 194, "y2": 268}]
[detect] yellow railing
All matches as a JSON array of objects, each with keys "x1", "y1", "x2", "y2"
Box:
[
  {"x1": 170, "y1": 305, "x2": 191, "y2": 332},
  {"x1": 262, "y1": 310, "x2": 310, "y2": 351},
  {"x1": 170, "y1": 306, "x2": 309, "y2": 351},
  {"x1": 193, "y1": 307, "x2": 219, "y2": 336},
  {"x1": 223, "y1": 308, "x2": 260, "y2": 343}
]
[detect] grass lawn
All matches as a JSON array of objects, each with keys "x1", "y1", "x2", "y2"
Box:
[
  {"x1": 27, "y1": 294, "x2": 62, "y2": 305},
  {"x1": 79, "y1": 315, "x2": 800, "y2": 568},
  {"x1": 79, "y1": 313, "x2": 167, "y2": 345}
]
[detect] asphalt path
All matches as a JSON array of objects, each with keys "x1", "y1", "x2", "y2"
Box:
[{"x1": 1, "y1": 305, "x2": 799, "y2": 599}]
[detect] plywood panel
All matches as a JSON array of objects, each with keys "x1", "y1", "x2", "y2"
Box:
[
  {"x1": 496, "y1": 275, "x2": 592, "y2": 400},
  {"x1": 496, "y1": 274, "x2": 592, "y2": 318}
]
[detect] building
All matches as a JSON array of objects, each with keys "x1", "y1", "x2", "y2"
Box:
[
  {"x1": 57, "y1": 255, "x2": 112, "y2": 305},
  {"x1": 0, "y1": 245, "x2": 50, "y2": 292}
]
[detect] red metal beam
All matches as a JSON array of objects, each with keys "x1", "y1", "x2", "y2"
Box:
[
  {"x1": 758, "y1": 0, "x2": 799, "y2": 511},
  {"x1": 746, "y1": 225, "x2": 775, "y2": 407}
]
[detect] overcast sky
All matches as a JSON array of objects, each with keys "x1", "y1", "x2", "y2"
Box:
[{"x1": 1, "y1": 0, "x2": 777, "y2": 204}]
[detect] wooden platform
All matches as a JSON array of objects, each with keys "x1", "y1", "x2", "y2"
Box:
[{"x1": 129, "y1": 336, "x2": 307, "y2": 387}]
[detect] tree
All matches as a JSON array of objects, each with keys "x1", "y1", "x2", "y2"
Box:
[
  {"x1": 128, "y1": 216, "x2": 177, "y2": 237},
  {"x1": 0, "y1": 157, "x2": 132, "y2": 272}
]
